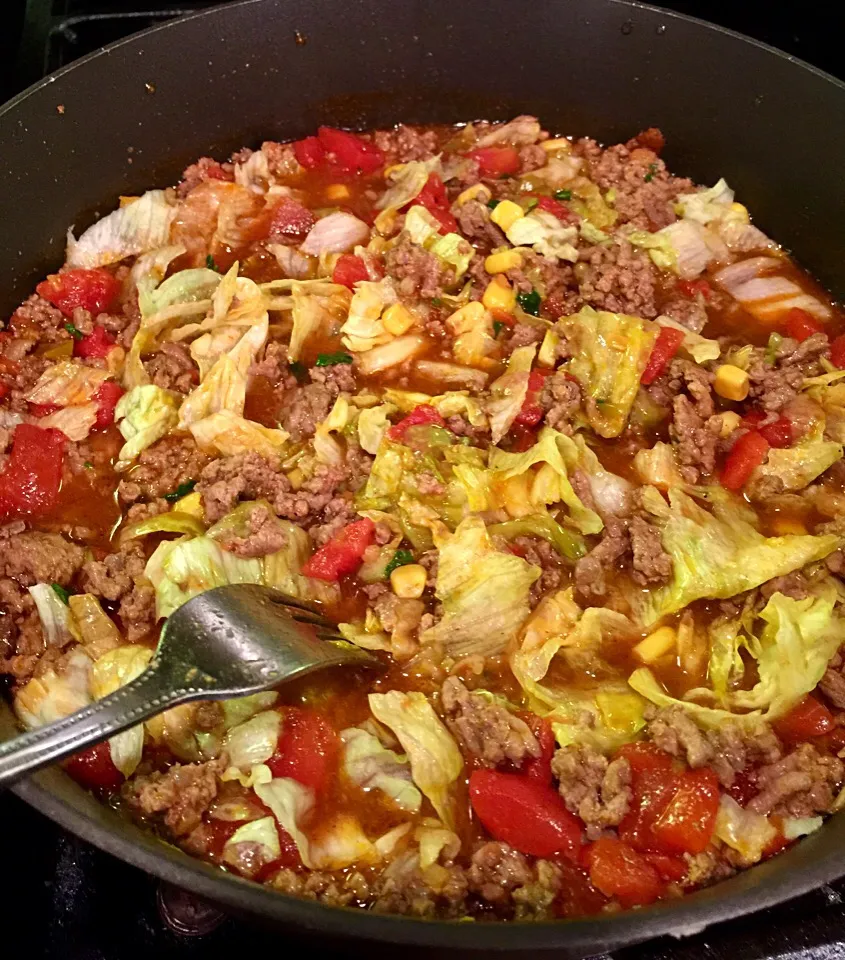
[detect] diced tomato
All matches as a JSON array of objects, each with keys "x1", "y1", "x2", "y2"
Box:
[
  {"x1": 641, "y1": 326, "x2": 686, "y2": 385},
  {"x1": 470, "y1": 769, "x2": 582, "y2": 860},
  {"x1": 0, "y1": 423, "x2": 67, "y2": 522},
  {"x1": 774, "y1": 695, "x2": 835, "y2": 743},
  {"x1": 521, "y1": 714, "x2": 555, "y2": 784},
  {"x1": 92, "y1": 381, "x2": 124, "y2": 429},
  {"x1": 586, "y1": 836, "x2": 663, "y2": 907},
  {"x1": 411, "y1": 174, "x2": 458, "y2": 234},
  {"x1": 651, "y1": 768, "x2": 720, "y2": 855},
  {"x1": 0, "y1": 383, "x2": 9, "y2": 401},
  {"x1": 28, "y1": 402, "x2": 61, "y2": 418},
  {"x1": 827, "y1": 726, "x2": 845, "y2": 752},
  {"x1": 63, "y1": 742, "x2": 124, "y2": 792},
  {"x1": 617, "y1": 741, "x2": 674, "y2": 777},
  {"x1": 267, "y1": 197, "x2": 316, "y2": 244},
  {"x1": 785, "y1": 307, "x2": 824, "y2": 342},
  {"x1": 643, "y1": 852, "x2": 688, "y2": 882},
  {"x1": 266, "y1": 706, "x2": 340, "y2": 794},
  {"x1": 332, "y1": 254, "x2": 370, "y2": 288},
  {"x1": 466, "y1": 146, "x2": 521, "y2": 178},
  {"x1": 759, "y1": 416, "x2": 793, "y2": 449},
  {"x1": 387, "y1": 404, "x2": 446, "y2": 442},
  {"x1": 831, "y1": 334, "x2": 845, "y2": 370},
  {"x1": 677, "y1": 278, "x2": 712, "y2": 300},
  {"x1": 534, "y1": 195, "x2": 571, "y2": 221},
  {"x1": 619, "y1": 766, "x2": 680, "y2": 853},
  {"x1": 554, "y1": 861, "x2": 609, "y2": 918},
  {"x1": 301, "y1": 517, "x2": 376, "y2": 581},
  {"x1": 36, "y1": 268, "x2": 120, "y2": 317},
  {"x1": 762, "y1": 828, "x2": 791, "y2": 860},
  {"x1": 727, "y1": 769, "x2": 758, "y2": 806},
  {"x1": 721, "y1": 430, "x2": 770, "y2": 491},
  {"x1": 514, "y1": 369, "x2": 551, "y2": 428},
  {"x1": 74, "y1": 325, "x2": 116, "y2": 360},
  {"x1": 316, "y1": 126, "x2": 384, "y2": 175},
  {"x1": 293, "y1": 136, "x2": 327, "y2": 169}
]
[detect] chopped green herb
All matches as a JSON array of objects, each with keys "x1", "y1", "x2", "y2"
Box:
[
  {"x1": 554, "y1": 189, "x2": 572, "y2": 201},
  {"x1": 487, "y1": 198, "x2": 501, "y2": 211},
  {"x1": 644, "y1": 162, "x2": 659, "y2": 183},
  {"x1": 83, "y1": 461, "x2": 94, "y2": 470},
  {"x1": 163, "y1": 479, "x2": 197, "y2": 503},
  {"x1": 517, "y1": 289, "x2": 542, "y2": 317},
  {"x1": 493, "y1": 320, "x2": 506, "y2": 337},
  {"x1": 385, "y1": 549, "x2": 415, "y2": 578},
  {"x1": 431, "y1": 297, "x2": 443, "y2": 307},
  {"x1": 63, "y1": 322, "x2": 84, "y2": 341},
  {"x1": 524, "y1": 199, "x2": 539, "y2": 213},
  {"x1": 206, "y1": 254, "x2": 220, "y2": 272},
  {"x1": 51, "y1": 583, "x2": 70, "y2": 605},
  {"x1": 289, "y1": 360, "x2": 308, "y2": 382},
  {"x1": 315, "y1": 351, "x2": 354, "y2": 367}
]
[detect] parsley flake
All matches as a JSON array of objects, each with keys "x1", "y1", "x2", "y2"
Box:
[
  {"x1": 487, "y1": 198, "x2": 501, "y2": 211},
  {"x1": 206, "y1": 254, "x2": 220, "y2": 272},
  {"x1": 517, "y1": 289, "x2": 542, "y2": 317},
  {"x1": 644, "y1": 163, "x2": 659, "y2": 183},
  {"x1": 385, "y1": 549, "x2": 415, "y2": 578},
  {"x1": 51, "y1": 583, "x2": 70, "y2": 605},
  {"x1": 64, "y1": 322, "x2": 84, "y2": 340},
  {"x1": 493, "y1": 320, "x2": 506, "y2": 337},
  {"x1": 163, "y1": 479, "x2": 197, "y2": 502},
  {"x1": 289, "y1": 360, "x2": 308, "y2": 382},
  {"x1": 315, "y1": 352, "x2": 353, "y2": 367},
  {"x1": 554, "y1": 189, "x2": 572, "y2": 201}
]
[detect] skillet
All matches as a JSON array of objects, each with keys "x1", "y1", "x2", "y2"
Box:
[{"x1": 2, "y1": 0, "x2": 845, "y2": 953}]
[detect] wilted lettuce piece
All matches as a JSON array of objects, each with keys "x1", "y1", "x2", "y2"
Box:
[
  {"x1": 115, "y1": 384, "x2": 179, "y2": 468},
  {"x1": 707, "y1": 618, "x2": 745, "y2": 705},
  {"x1": 339, "y1": 620, "x2": 391, "y2": 652},
  {"x1": 289, "y1": 281, "x2": 351, "y2": 361},
  {"x1": 310, "y1": 814, "x2": 381, "y2": 870},
  {"x1": 505, "y1": 209, "x2": 578, "y2": 262},
  {"x1": 341, "y1": 279, "x2": 399, "y2": 352},
  {"x1": 68, "y1": 594, "x2": 123, "y2": 659},
  {"x1": 375, "y1": 158, "x2": 441, "y2": 233},
  {"x1": 631, "y1": 220, "x2": 727, "y2": 279},
  {"x1": 485, "y1": 344, "x2": 537, "y2": 443},
  {"x1": 129, "y1": 244, "x2": 186, "y2": 302},
  {"x1": 714, "y1": 795, "x2": 777, "y2": 864},
  {"x1": 261, "y1": 517, "x2": 341, "y2": 605},
  {"x1": 368, "y1": 690, "x2": 463, "y2": 829},
  {"x1": 138, "y1": 266, "x2": 221, "y2": 318},
  {"x1": 314, "y1": 395, "x2": 352, "y2": 466},
  {"x1": 66, "y1": 190, "x2": 175, "y2": 268},
  {"x1": 676, "y1": 179, "x2": 734, "y2": 224},
  {"x1": 560, "y1": 307, "x2": 657, "y2": 438},
  {"x1": 405, "y1": 206, "x2": 474, "y2": 281},
  {"x1": 223, "y1": 710, "x2": 282, "y2": 771},
  {"x1": 487, "y1": 427, "x2": 603, "y2": 535},
  {"x1": 431, "y1": 391, "x2": 488, "y2": 429},
  {"x1": 341, "y1": 727, "x2": 422, "y2": 812},
  {"x1": 28, "y1": 584, "x2": 77, "y2": 647},
  {"x1": 223, "y1": 816, "x2": 281, "y2": 864},
  {"x1": 358, "y1": 403, "x2": 397, "y2": 455},
  {"x1": 747, "y1": 423, "x2": 842, "y2": 499},
  {"x1": 568, "y1": 177, "x2": 617, "y2": 230},
  {"x1": 420, "y1": 516, "x2": 539, "y2": 658},
  {"x1": 121, "y1": 510, "x2": 206, "y2": 543},
  {"x1": 189, "y1": 410, "x2": 289, "y2": 459},
  {"x1": 487, "y1": 513, "x2": 586, "y2": 562},
  {"x1": 25, "y1": 361, "x2": 110, "y2": 406},
  {"x1": 14, "y1": 647, "x2": 93, "y2": 729},
  {"x1": 37, "y1": 403, "x2": 99, "y2": 442},
  {"x1": 253, "y1": 770, "x2": 315, "y2": 867},
  {"x1": 633, "y1": 441, "x2": 688, "y2": 490},
  {"x1": 638, "y1": 487, "x2": 841, "y2": 625},
  {"x1": 415, "y1": 819, "x2": 461, "y2": 869},
  {"x1": 91, "y1": 645, "x2": 154, "y2": 777},
  {"x1": 511, "y1": 588, "x2": 644, "y2": 752},
  {"x1": 803, "y1": 373, "x2": 845, "y2": 443},
  {"x1": 656, "y1": 315, "x2": 721, "y2": 364},
  {"x1": 445, "y1": 301, "x2": 497, "y2": 368}
]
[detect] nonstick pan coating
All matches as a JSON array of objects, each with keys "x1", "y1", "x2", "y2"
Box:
[{"x1": 2, "y1": 0, "x2": 845, "y2": 953}]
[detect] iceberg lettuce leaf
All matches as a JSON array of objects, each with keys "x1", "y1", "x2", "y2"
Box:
[
  {"x1": 67, "y1": 190, "x2": 175, "y2": 268},
  {"x1": 115, "y1": 384, "x2": 180, "y2": 467},
  {"x1": 341, "y1": 726, "x2": 422, "y2": 812}
]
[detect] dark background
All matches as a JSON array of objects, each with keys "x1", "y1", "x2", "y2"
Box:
[{"x1": 3, "y1": 2, "x2": 845, "y2": 958}]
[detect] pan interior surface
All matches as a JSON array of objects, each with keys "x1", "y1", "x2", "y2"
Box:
[{"x1": 2, "y1": 0, "x2": 845, "y2": 952}]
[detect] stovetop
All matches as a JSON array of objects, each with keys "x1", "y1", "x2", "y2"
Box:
[{"x1": 4, "y1": 1, "x2": 845, "y2": 956}]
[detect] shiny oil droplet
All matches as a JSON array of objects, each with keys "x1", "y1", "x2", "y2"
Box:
[
  {"x1": 294, "y1": 30, "x2": 307, "y2": 45},
  {"x1": 145, "y1": 81, "x2": 156, "y2": 94}
]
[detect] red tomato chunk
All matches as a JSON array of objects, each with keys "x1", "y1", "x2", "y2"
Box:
[
  {"x1": 466, "y1": 146, "x2": 521, "y2": 178},
  {"x1": 301, "y1": 517, "x2": 376, "y2": 581},
  {"x1": 784, "y1": 307, "x2": 823, "y2": 342},
  {"x1": 64, "y1": 742, "x2": 124, "y2": 792},
  {"x1": 74, "y1": 325, "x2": 116, "y2": 360},
  {"x1": 640, "y1": 327, "x2": 685, "y2": 386},
  {"x1": 93, "y1": 381, "x2": 125, "y2": 429},
  {"x1": 267, "y1": 707, "x2": 340, "y2": 793},
  {"x1": 37, "y1": 268, "x2": 120, "y2": 317},
  {"x1": 721, "y1": 430, "x2": 770, "y2": 491},
  {"x1": 586, "y1": 836, "x2": 663, "y2": 907},
  {"x1": 0, "y1": 423, "x2": 67, "y2": 521},
  {"x1": 332, "y1": 254, "x2": 370, "y2": 289},
  {"x1": 388, "y1": 404, "x2": 447, "y2": 442},
  {"x1": 774, "y1": 695, "x2": 835, "y2": 743}
]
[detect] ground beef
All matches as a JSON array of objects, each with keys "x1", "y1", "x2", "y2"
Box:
[
  {"x1": 198, "y1": 451, "x2": 292, "y2": 522},
  {"x1": 441, "y1": 676, "x2": 540, "y2": 767},
  {"x1": 118, "y1": 581, "x2": 157, "y2": 642},
  {"x1": 574, "y1": 517, "x2": 629, "y2": 602},
  {"x1": 177, "y1": 156, "x2": 234, "y2": 198},
  {"x1": 8, "y1": 294, "x2": 67, "y2": 344},
  {"x1": 821, "y1": 661, "x2": 845, "y2": 709},
  {"x1": 373, "y1": 125, "x2": 440, "y2": 164},
  {"x1": 249, "y1": 340, "x2": 299, "y2": 388},
  {"x1": 372, "y1": 593, "x2": 425, "y2": 660},
  {"x1": 629, "y1": 516, "x2": 672, "y2": 586},
  {"x1": 79, "y1": 541, "x2": 146, "y2": 601},
  {"x1": 670, "y1": 395, "x2": 720, "y2": 483},
  {"x1": 144, "y1": 342, "x2": 199, "y2": 394},
  {"x1": 454, "y1": 200, "x2": 506, "y2": 251},
  {"x1": 216, "y1": 503, "x2": 289, "y2": 558},
  {"x1": 540, "y1": 371, "x2": 581, "y2": 433},
  {"x1": 0, "y1": 577, "x2": 46, "y2": 682},
  {"x1": 125, "y1": 498, "x2": 170, "y2": 524},
  {"x1": 511, "y1": 535, "x2": 563, "y2": 602},
  {"x1": 371, "y1": 850, "x2": 468, "y2": 918},
  {"x1": 118, "y1": 436, "x2": 210, "y2": 504},
  {"x1": 580, "y1": 138, "x2": 693, "y2": 230},
  {"x1": 279, "y1": 383, "x2": 333, "y2": 441},
  {"x1": 270, "y1": 867, "x2": 372, "y2": 907},
  {"x1": 746, "y1": 351, "x2": 806, "y2": 413},
  {"x1": 748, "y1": 743, "x2": 844, "y2": 817},
  {"x1": 506, "y1": 322, "x2": 545, "y2": 352},
  {"x1": 0, "y1": 532, "x2": 84, "y2": 587},
  {"x1": 662, "y1": 296, "x2": 708, "y2": 334},
  {"x1": 518, "y1": 144, "x2": 547, "y2": 174},
  {"x1": 466, "y1": 842, "x2": 533, "y2": 905},
  {"x1": 551, "y1": 744, "x2": 631, "y2": 839},
  {"x1": 578, "y1": 239, "x2": 658, "y2": 318},
  {"x1": 385, "y1": 236, "x2": 460, "y2": 300},
  {"x1": 123, "y1": 757, "x2": 225, "y2": 837},
  {"x1": 308, "y1": 361, "x2": 356, "y2": 394},
  {"x1": 760, "y1": 571, "x2": 811, "y2": 601},
  {"x1": 260, "y1": 141, "x2": 299, "y2": 178}
]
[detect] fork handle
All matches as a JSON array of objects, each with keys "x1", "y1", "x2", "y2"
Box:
[{"x1": 0, "y1": 658, "x2": 193, "y2": 790}]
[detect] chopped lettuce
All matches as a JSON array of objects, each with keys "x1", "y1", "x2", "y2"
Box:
[
  {"x1": 559, "y1": 307, "x2": 657, "y2": 438},
  {"x1": 341, "y1": 726, "x2": 422, "y2": 812},
  {"x1": 445, "y1": 301, "x2": 497, "y2": 368},
  {"x1": 405, "y1": 206, "x2": 473, "y2": 281},
  {"x1": 656, "y1": 315, "x2": 721, "y2": 364},
  {"x1": 368, "y1": 690, "x2": 464, "y2": 829},
  {"x1": 314, "y1": 395, "x2": 352, "y2": 466},
  {"x1": 714, "y1": 795, "x2": 777, "y2": 864},
  {"x1": 37, "y1": 404, "x2": 99, "y2": 442},
  {"x1": 114, "y1": 384, "x2": 180, "y2": 467},
  {"x1": 67, "y1": 190, "x2": 175, "y2": 268},
  {"x1": 487, "y1": 513, "x2": 586, "y2": 562},
  {"x1": 633, "y1": 441, "x2": 688, "y2": 490},
  {"x1": 631, "y1": 220, "x2": 726, "y2": 280},
  {"x1": 14, "y1": 647, "x2": 93, "y2": 729},
  {"x1": 68, "y1": 594, "x2": 123, "y2": 660},
  {"x1": 374, "y1": 157, "x2": 442, "y2": 233},
  {"x1": 223, "y1": 816, "x2": 281, "y2": 863},
  {"x1": 748, "y1": 422, "x2": 842, "y2": 498},
  {"x1": 357, "y1": 403, "x2": 397, "y2": 455},
  {"x1": 505, "y1": 209, "x2": 578, "y2": 262},
  {"x1": 28, "y1": 583, "x2": 77, "y2": 647},
  {"x1": 804, "y1": 375, "x2": 845, "y2": 444},
  {"x1": 289, "y1": 281, "x2": 351, "y2": 361},
  {"x1": 637, "y1": 487, "x2": 841, "y2": 625},
  {"x1": 675, "y1": 179, "x2": 734, "y2": 224},
  {"x1": 90, "y1": 645, "x2": 154, "y2": 777},
  {"x1": 420, "y1": 516, "x2": 540, "y2": 658},
  {"x1": 341, "y1": 279, "x2": 399, "y2": 352},
  {"x1": 24, "y1": 361, "x2": 110, "y2": 406},
  {"x1": 223, "y1": 710, "x2": 282, "y2": 771},
  {"x1": 253, "y1": 770, "x2": 315, "y2": 867},
  {"x1": 568, "y1": 177, "x2": 618, "y2": 230},
  {"x1": 189, "y1": 410, "x2": 289, "y2": 459},
  {"x1": 485, "y1": 344, "x2": 537, "y2": 443},
  {"x1": 310, "y1": 814, "x2": 381, "y2": 870}
]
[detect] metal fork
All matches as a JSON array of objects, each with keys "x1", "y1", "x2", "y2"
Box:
[{"x1": 0, "y1": 584, "x2": 379, "y2": 789}]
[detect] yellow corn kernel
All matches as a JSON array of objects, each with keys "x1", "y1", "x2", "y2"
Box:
[
  {"x1": 633, "y1": 626, "x2": 677, "y2": 664},
  {"x1": 718, "y1": 411, "x2": 742, "y2": 438},
  {"x1": 173, "y1": 491, "x2": 204, "y2": 519},
  {"x1": 538, "y1": 329, "x2": 560, "y2": 368},
  {"x1": 540, "y1": 138, "x2": 572, "y2": 153},
  {"x1": 367, "y1": 235, "x2": 387, "y2": 255},
  {"x1": 287, "y1": 467, "x2": 304, "y2": 490},
  {"x1": 383, "y1": 303, "x2": 417, "y2": 336},
  {"x1": 770, "y1": 515, "x2": 808, "y2": 536},
  {"x1": 446, "y1": 300, "x2": 487, "y2": 334},
  {"x1": 390, "y1": 564, "x2": 427, "y2": 599},
  {"x1": 714, "y1": 364, "x2": 750, "y2": 402},
  {"x1": 325, "y1": 183, "x2": 351, "y2": 202},
  {"x1": 482, "y1": 275, "x2": 517, "y2": 315},
  {"x1": 456, "y1": 183, "x2": 492, "y2": 206},
  {"x1": 489, "y1": 199, "x2": 524, "y2": 232},
  {"x1": 484, "y1": 249, "x2": 523, "y2": 275},
  {"x1": 730, "y1": 202, "x2": 749, "y2": 218},
  {"x1": 384, "y1": 163, "x2": 406, "y2": 178}
]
